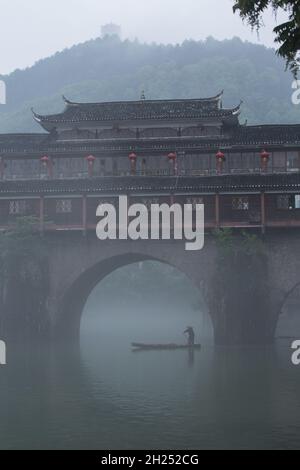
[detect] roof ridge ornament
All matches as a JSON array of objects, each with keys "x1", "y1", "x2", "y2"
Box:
[
  {"x1": 232, "y1": 100, "x2": 243, "y2": 116},
  {"x1": 209, "y1": 90, "x2": 224, "y2": 104},
  {"x1": 62, "y1": 95, "x2": 78, "y2": 106},
  {"x1": 140, "y1": 90, "x2": 146, "y2": 101},
  {"x1": 31, "y1": 108, "x2": 42, "y2": 122}
]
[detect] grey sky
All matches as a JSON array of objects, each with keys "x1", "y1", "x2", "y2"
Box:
[{"x1": 0, "y1": 0, "x2": 286, "y2": 75}]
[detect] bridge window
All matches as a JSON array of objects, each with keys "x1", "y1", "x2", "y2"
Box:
[
  {"x1": 277, "y1": 195, "x2": 300, "y2": 210},
  {"x1": 240, "y1": 152, "x2": 255, "y2": 171},
  {"x1": 56, "y1": 199, "x2": 72, "y2": 214},
  {"x1": 186, "y1": 154, "x2": 210, "y2": 173},
  {"x1": 181, "y1": 126, "x2": 206, "y2": 137},
  {"x1": 273, "y1": 152, "x2": 286, "y2": 172},
  {"x1": 186, "y1": 197, "x2": 204, "y2": 209},
  {"x1": 198, "y1": 154, "x2": 210, "y2": 172},
  {"x1": 9, "y1": 200, "x2": 27, "y2": 215},
  {"x1": 140, "y1": 127, "x2": 178, "y2": 138},
  {"x1": 232, "y1": 197, "x2": 249, "y2": 211},
  {"x1": 112, "y1": 160, "x2": 118, "y2": 176},
  {"x1": 141, "y1": 158, "x2": 147, "y2": 174},
  {"x1": 100, "y1": 159, "x2": 106, "y2": 176},
  {"x1": 54, "y1": 158, "x2": 86, "y2": 178},
  {"x1": 287, "y1": 151, "x2": 299, "y2": 172},
  {"x1": 229, "y1": 153, "x2": 242, "y2": 171},
  {"x1": 277, "y1": 195, "x2": 290, "y2": 210}
]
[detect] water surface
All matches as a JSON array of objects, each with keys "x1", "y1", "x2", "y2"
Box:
[{"x1": 0, "y1": 335, "x2": 299, "y2": 450}]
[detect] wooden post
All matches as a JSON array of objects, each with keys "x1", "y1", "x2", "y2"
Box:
[
  {"x1": 0, "y1": 157, "x2": 4, "y2": 180},
  {"x1": 129, "y1": 153, "x2": 137, "y2": 175},
  {"x1": 39, "y1": 196, "x2": 44, "y2": 234},
  {"x1": 261, "y1": 192, "x2": 266, "y2": 235},
  {"x1": 215, "y1": 193, "x2": 220, "y2": 228},
  {"x1": 82, "y1": 195, "x2": 87, "y2": 236}
]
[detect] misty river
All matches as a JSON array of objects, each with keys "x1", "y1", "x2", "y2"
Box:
[{"x1": 0, "y1": 262, "x2": 300, "y2": 450}]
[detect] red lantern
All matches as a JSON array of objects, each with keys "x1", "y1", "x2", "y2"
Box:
[
  {"x1": 129, "y1": 152, "x2": 137, "y2": 175},
  {"x1": 167, "y1": 152, "x2": 177, "y2": 175},
  {"x1": 86, "y1": 155, "x2": 96, "y2": 162},
  {"x1": 260, "y1": 150, "x2": 270, "y2": 172},
  {"x1": 260, "y1": 150, "x2": 270, "y2": 160},
  {"x1": 129, "y1": 152, "x2": 137, "y2": 161},
  {"x1": 85, "y1": 155, "x2": 96, "y2": 177},
  {"x1": 40, "y1": 155, "x2": 53, "y2": 178},
  {"x1": 216, "y1": 151, "x2": 225, "y2": 173},
  {"x1": 40, "y1": 155, "x2": 50, "y2": 164},
  {"x1": 216, "y1": 151, "x2": 225, "y2": 162},
  {"x1": 168, "y1": 152, "x2": 177, "y2": 162}
]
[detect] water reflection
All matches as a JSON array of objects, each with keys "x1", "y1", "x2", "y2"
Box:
[
  {"x1": 0, "y1": 339, "x2": 300, "y2": 449},
  {"x1": 1, "y1": 261, "x2": 300, "y2": 449}
]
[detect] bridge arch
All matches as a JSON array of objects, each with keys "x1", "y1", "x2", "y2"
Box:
[
  {"x1": 46, "y1": 232, "x2": 300, "y2": 345},
  {"x1": 58, "y1": 253, "x2": 155, "y2": 339},
  {"x1": 275, "y1": 282, "x2": 300, "y2": 338},
  {"x1": 280, "y1": 282, "x2": 300, "y2": 311},
  {"x1": 49, "y1": 239, "x2": 214, "y2": 342}
]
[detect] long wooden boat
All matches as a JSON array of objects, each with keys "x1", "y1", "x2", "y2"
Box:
[{"x1": 132, "y1": 342, "x2": 201, "y2": 351}]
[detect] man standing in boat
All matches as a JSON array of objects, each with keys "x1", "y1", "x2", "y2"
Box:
[{"x1": 184, "y1": 327, "x2": 195, "y2": 347}]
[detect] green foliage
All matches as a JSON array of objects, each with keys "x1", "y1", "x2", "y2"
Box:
[
  {"x1": 0, "y1": 217, "x2": 47, "y2": 290},
  {"x1": 214, "y1": 228, "x2": 234, "y2": 255},
  {"x1": 241, "y1": 230, "x2": 266, "y2": 255},
  {"x1": 0, "y1": 217, "x2": 49, "y2": 339},
  {"x1": 233, "y1": 0, "x2": 300, "y2": 74},
  {"x1": 0, "y1": 36, "x2": 299, "y2": 132},
  {"x1": 214, "y1": 228, "x2": 266, "y2": 258},
  {"x1": 0, "y1": 217, "x2": 43, "y2": 266}
]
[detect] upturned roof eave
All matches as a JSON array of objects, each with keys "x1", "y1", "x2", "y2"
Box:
[
  {"x1": 61, "y1": 91, "x2": 225, "y2": 107},
  {"x1": 32, "y1": 111, "x2": 240, "y2": 129},
  {"x1": 31, "y1": 92, "x2": 240, "y2": 129}
]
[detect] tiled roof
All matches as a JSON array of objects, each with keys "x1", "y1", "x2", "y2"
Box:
[
  {"x1": 32, "y1": 94, "x2": 241, "y2": 130},
  {"x1": 232, "y1": 125, "x2": 300, "y2": 146},
  {"x1": 0, "y1": 173, "x2": 300, "y2": 196}
]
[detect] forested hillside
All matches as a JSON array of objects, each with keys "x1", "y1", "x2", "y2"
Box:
[{"x1": 0, "y1": 35, "x2": 299, "y2": 133}]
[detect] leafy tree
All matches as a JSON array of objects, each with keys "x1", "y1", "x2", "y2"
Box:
[
  {"x1": 233, "y1": 0, "x2": 300, "y2": 74},
  {"x1": 213, "y1": 228, "x2": 234, "y2": 256},
  {"x1": 0, "y1": 37, "x2": 299, "y2": 132}
]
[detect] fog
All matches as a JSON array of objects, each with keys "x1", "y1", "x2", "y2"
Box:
[
  {"x1": 78, "y1": 261, "x2": 215, "y2": 427},
  {"x1": 80, "y1": 261, "x2": 300, "y2": 348},
  {"x1": 80, "y1": 261, "x2": 214, "y2": 349},
  {"x1": 0, "y1": 0, "x2": 287, "y2": 74},
  {"x1": 2, "y1": 0, "x2": 300, "y2": 451}
]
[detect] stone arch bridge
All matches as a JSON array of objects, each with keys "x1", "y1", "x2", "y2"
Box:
[{"x1": 45, "y1": 232, "x2": 300, "y2": 345}]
